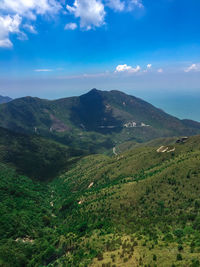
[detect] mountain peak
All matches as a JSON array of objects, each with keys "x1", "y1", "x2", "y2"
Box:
[
  {"x1": 90, "y1": 88, "x2": 99, "y2": 92},
  {"x1": 87, "y1": 88, "x2": 102, "y2": 94},
  {"x1": 81, "y1": 88, "x2": 104, "y2": 99}
]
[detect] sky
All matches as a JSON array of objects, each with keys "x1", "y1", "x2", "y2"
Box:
[{"x1": 0, "y1": 0, "x2": 200, "y2": 120}]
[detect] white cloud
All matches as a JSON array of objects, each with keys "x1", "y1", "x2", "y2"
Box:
[
  {"x1": 157, "y1": 68, "x2": 163, "y2": 73},
  {"x1": 147, "y1": 64, "x2": 152, "y2": 69},
  {"x1": 0, "y1": 14, "x2": 22, "y2": 48},
  {"x1": 115, "y1": 64, "x2": 141, "y2": 73},
  {"x1": 34, "y1": 69, "x2": 53, "y2": 72},
  {"x1": 64, "y1": 22, "x2": 77, "y2": 30},
  {"x1": 184, "y1": 64, "x2": 200, "y2": 73},
  {"x1": 66, "y1": 0, "x2": 105, "y2": 30},
  {"x1": 116, "y1": 64, "x2": 132, "y2": 72}
]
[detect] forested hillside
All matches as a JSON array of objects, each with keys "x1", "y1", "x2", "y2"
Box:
[{"x1": 1, "y1": 135, "x2": 200, "y2": 266}]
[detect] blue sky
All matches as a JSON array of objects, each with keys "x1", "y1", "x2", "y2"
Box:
[{"x1": 0, "y1": 0, "x2": 200, "y2": 120}]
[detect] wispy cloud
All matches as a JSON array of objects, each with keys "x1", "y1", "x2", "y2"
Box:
[
  {"x1": 105, "y1": 0, "x2": 125, "y2": 11},
  {"x1": 23, "y1": 24, "x2": 37, "y2": 34},
  {"x1": 34, "y1": 69, "x2": 53, "y2": 72},
  {"x1": 105, "y1": 0, "x2": 143, "y2": 12},
  {"x1": 64, "y1": 22, "x2": 77, "y2": 30},
  {"x1": 56, "y1": 72, "x2": 110, "y2": 80}
]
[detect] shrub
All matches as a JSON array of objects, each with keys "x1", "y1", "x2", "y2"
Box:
[{"x1": 153, "y1": 254, "x2": 157, "y2": 261}]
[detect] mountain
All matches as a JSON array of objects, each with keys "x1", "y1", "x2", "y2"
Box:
[
  {"x1": 1, "y1": 134, "x2": 200, "y2": 266},
  {"x1": 0, "y1": 89, "x2": 200, "y2": 152},
  {"x1": 0, "y1": 95, "x2": 12, "y2": 104}
]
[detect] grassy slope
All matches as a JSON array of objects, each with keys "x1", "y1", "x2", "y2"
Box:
[{"x1": 1, "y1": 136, "x2": 200, "y2": 266}]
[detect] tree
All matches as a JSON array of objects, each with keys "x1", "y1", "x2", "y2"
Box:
[{"x1": 176, "y1": 253, "x2": 182, "y2": 261}]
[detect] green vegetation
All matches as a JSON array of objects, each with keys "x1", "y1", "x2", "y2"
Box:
[{"x1": 1, "y1": 133, "x2": 200, "y2": 266}]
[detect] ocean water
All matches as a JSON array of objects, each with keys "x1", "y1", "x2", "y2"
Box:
[{"x1": 136, "y1": 92, "x2": 200, "y2": 122}]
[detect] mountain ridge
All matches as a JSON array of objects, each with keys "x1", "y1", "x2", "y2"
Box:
[{"x1": 0, "y1": 89, "x2": 200, "y2": 151}]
